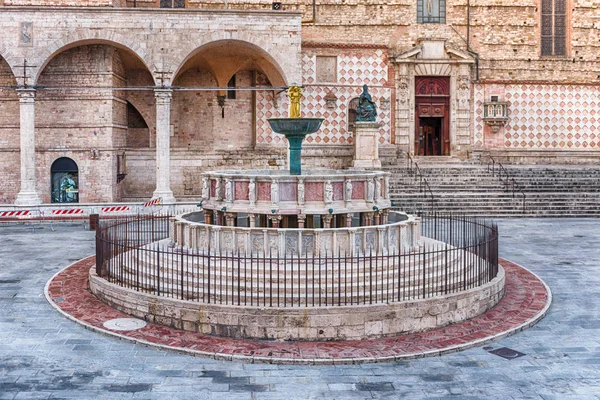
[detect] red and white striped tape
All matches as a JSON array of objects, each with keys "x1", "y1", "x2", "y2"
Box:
[
  {"x1": 101, "y1": 206, "x2": 131, "y2": 213},
  {"x1": 0, "y1": 210, "x2": 31, "y2": 217},
  {"x1": 144, "y1": 198, "x2": 161, "y2": 207},
  {"x1": 52, "y1": 209, "x2": 84, "y2": 215}
]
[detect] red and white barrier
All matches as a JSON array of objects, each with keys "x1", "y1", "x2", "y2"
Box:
[
  {"x1": 0, "y1": 210, "x2": 31, "y2": 217},
  {"x1": 52, "y1": 209, "x2": 84, "y2": 215},
  {"x1": 144, "y1": 198, "x2": 161, "y2": 207},
  {"x1": 101, "y1": 206, "x2": 131, "y2": 213}
]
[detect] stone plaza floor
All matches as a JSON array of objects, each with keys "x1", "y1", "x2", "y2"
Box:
[{"x1": 0, "y1": 218, "x2": 599, "y2": 399}]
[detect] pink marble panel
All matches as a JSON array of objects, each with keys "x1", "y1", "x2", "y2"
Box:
[
  {"x1": 351, "y1": 181, "x2": 365, "y2": 200},
  {"x1": 258, "y1": 182, "x2": 271, "y2": 201},
  {"x1": 305, "y1": 182, "x2": 324, "y2": 201},
  {"x1": 333, "y1": 182, "x2": 344, "y2": 201},
  {"x1": 279, "y1": 182, "x2": 297, "y2": 202},
  {"x1": 235, "y1": 181, "x2": 249, "y2": 201},
  {"x1": 210, "y1": 179, "x2": 216, "y2": 198}
]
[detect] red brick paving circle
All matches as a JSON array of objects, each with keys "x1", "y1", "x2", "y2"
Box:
[{"x1": 45, "y1": 256, "x2": 551, "y2": 364}]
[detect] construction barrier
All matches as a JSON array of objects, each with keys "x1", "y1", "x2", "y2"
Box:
[
  {"x1": 51, "y1": 209, "x2": 84, "y2": 215},
  {"x1": 0, "y1": 210, "x2": 31, "y2": 217},
  {"x1": 101, "y1": 206, "x2": 131, "y2": 213},
  {"x1": 144, "y1": 198, "x2": 162, "y2": 207}
]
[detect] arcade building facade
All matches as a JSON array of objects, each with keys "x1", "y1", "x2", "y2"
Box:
[{"x1": 0, "y1": 0, "x2": 597, "y2": 205}]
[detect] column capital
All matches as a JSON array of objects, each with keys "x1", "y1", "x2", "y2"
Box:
[
  {"x1": 16, "y1": 88, "x2": 36, "y2": 101},
  {"x1": 154, "y1": 88, "x2": 173, "y2": 101}
]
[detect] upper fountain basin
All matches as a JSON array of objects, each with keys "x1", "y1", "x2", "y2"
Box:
[{"x1": 267, "y1": 118, "x2": 324, "y2": 136}]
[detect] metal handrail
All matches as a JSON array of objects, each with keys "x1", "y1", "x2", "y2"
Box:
[
  {"x1": 406, "y1": 153, "x2": 436, "y2": 212},
  {"x1": 486, "y1": 155, "x2": 526, "y2": 213}
]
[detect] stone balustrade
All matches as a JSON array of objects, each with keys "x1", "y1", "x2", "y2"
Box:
[
  {"x1": 173, "y1": 211, "x2": 420, "y2": 256},
  {"x1": 200, "y1": 170, "x2": 391, "y2": 215}
]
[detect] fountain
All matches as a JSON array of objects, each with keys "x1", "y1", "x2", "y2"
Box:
[{"x1": 90, "y1": 86, "x2": 504, "y2": 343}]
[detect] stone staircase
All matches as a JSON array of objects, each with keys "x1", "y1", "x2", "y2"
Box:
[{"x1": 385, "y1": 163, "x2": 600, "y2": 217}]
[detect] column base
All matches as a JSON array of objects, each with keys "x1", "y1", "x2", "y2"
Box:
[
  {"x1": 352, "y1": 159, "x2": 382, "y2": 169},
  {"x1": 14, "y1": 191, "x2": 42, "y2": 206},
  {"x1": 152, "y1": 190, "x2": 176, "y2": 204}
]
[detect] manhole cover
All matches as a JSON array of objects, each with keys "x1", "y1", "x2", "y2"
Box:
[
  {"x1": 488, "y1": 347, "x2": 526, "y2": 360},
  {"x1": 103, "y1": 318, "x2": 147, "y2": 331}
]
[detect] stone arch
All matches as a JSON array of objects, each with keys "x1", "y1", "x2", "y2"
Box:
[
  {"x1": 0, "y1": 44, "x2": 20, "y2": 83},
  {"x1": 33, "y1": 35, "x2": 156, "y2": 85},
  {"x1": 173, "y1": 39, "x2": 289, "y2": 88}
]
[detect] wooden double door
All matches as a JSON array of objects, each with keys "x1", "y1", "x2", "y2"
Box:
[{"x1": 415, "y1": 77, "x2": 450, "y2": 156}]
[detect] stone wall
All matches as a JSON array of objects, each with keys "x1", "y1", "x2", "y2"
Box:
[
  {"x1": 89, "y1": 264, "x2": 505, "y2": 341},
  {"x1": 475, "y1": 83, "x2": 600, "y2": 155}
]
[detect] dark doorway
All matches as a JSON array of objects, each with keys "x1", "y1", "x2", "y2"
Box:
[
  {"x1": 415, "y1": 76, "x2": 450, "y2": 156},
  {"x1": 418, "y1": 117, "x2": 443, "y2": 156},
  {"x1": 51, "y1": 157, "x2": 79, "y2": 203}
]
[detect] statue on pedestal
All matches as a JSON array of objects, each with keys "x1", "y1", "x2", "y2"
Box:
[{"x1": 356, "y1": 84, "x2": 377, "y2": 122}]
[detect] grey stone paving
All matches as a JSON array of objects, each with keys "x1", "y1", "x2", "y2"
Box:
[{"x1": 0, "y1": 219, "x2": 599, "y2": 399}]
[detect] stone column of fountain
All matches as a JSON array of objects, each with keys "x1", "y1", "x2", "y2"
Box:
[{"x1": 267, "y1": 86, "x2": 324, "y2": 175}]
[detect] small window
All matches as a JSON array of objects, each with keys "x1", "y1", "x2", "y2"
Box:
[
  {"x1": 160, "y1": 0, "x2": 185, "y2": 8},
  {"x1": 417, "y1": 0, "x2": 446, "y2": 24},
  {"x1": 541, "y1": 0, "x2": 567, "y2": 56},
  {"x1": 316, "y1": 56, "x2": 337, "y2": 83},
  {"x1": 227, "y1": 75, "x2": 236, "y2": 100}
]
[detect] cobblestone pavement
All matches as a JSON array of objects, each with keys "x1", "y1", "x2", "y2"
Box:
[{"x1": 0, "y1": 219, "x2": 599, "y2": 400}]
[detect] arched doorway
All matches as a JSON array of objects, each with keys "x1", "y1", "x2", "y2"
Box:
[
  {"x1": 415, "y1": 76, "x2": 450, "y2": 156},
  {"x1": 51, "y1": 157, "x2": 79, "y2": 203}
]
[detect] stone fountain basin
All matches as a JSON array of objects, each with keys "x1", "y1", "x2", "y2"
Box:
[{"x1": 267, "y1": 118, "x2": 324, "y2": 136}]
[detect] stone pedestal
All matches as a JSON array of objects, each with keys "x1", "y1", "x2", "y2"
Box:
[{"x1": 352, "y1": 121, "x2": 381, "y2": 169}]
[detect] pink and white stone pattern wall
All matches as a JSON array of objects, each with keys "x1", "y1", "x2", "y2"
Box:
[
  {"x1": 255, "y1": 51, "x2": 392, "y2": 146},
  {"x1": 475, "y1": 84, "x2": 600, "y2": 151}
]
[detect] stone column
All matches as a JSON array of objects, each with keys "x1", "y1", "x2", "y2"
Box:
[
  {"x1": 373, "y1": 212, "x2": 381, "y2": 226},
  {"x1": 269, "y1": 215, "x2": 281, "y2": 228},
  {"x1": 224, "y1": 212, "x2": 237, "y2": 227},
  {"x1": 153, "y1": 89, "x2": 175, "y2": 203},
  {"x1": 14, "y1": 88, "x2": 42, "y2": 206},
  {"x1": 248, "y1": 213, "x2": 257, "y2": 228},
  {"x1": 322, "y1": 214, "x2": 333, "y2": 229},
  {"x1": 297, "y1": 214, "x2": 306, "y2": 229},
  {"x1": 204, "y1": 209, "x2": 213, "y2": 225},
  {"x1": 346, "y1": 213, "x2": 354, "y2": 228}
]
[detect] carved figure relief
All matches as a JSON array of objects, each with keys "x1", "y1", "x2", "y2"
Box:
[
  {"x1": 345, "y1": 180, "x2": 353, "y2": 201},
  {"x1": 202, "y1": 177, "x2": 209, "y2": 200},
  {"x1": 384, "y1": 176, "x2": 390, "y2": 199},
  {"x1": 375, "y1": 179, "x2": 381, "y2": 201},
  {"x1": 225, "y1": 179, "x2": 233, "y2": 203},
  {"x1": 367, "y1": 179, "x2": 375, "y2": 202},
  {"x1": 297, "y1": 179, "x2": 305, "y2": 205},
  {"x1": 248, "y1": 179, "x2": 256, "y2": 204},
  {"x1": 215, "y1": 178, "x2": 222, "y2": 201},
  {"x1": 398, "y1": 76, "x2": 410, "y2": 104},
  {"x1": 271, "y1": 180, "x2": 279, "y2": 204},
  {"x1": 325, "y1": 180, "x2": 333, "y2": 203}
]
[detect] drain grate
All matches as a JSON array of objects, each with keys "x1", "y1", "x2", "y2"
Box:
[{"x1": 488, "y1": 347, "x2": 526, "y2": 360}]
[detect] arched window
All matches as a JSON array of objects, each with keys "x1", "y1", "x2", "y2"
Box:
[
  {"x1": 348, "y1": 97, "x2": 359, "y2": 131},
  {"x1": 51, "y1": 157, "x2": 79, "y2": 203}
]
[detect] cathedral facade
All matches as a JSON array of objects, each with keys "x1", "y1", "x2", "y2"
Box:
[{"x1": 0, "y1": 0, "x2": 596, "y2": 205}]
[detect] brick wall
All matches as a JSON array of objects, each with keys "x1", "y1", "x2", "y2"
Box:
[
  {"x1": 34, "y1": 45, "x2": 125, "y2": 203},
  {"x1": 0, "y1": 57, "x2": 19, "y2": 203}
]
